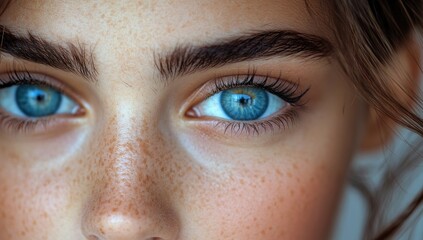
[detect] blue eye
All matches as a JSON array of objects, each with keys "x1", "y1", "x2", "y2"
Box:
[
  {"x1": 195, "y1": 87, "x2": 286, "y2": 121},
  {"x1": 0, "y1": 84, "x2": 79, "y2": 118},
  {"x1": 16, "y1": 85, "x2": 62, "y2": 117},
  {"x1": 221, "y1": 88, "x2": 269, "y2": 120}
]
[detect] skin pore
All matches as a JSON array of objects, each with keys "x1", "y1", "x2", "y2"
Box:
[{"x1": 0, "y1": 0, "x2": 373, "y2": 239}]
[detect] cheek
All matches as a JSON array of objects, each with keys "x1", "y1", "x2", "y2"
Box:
[
  {"x1": 174, "y1": 103, "x2": 362, "y2": 239},
  {"x1": 0, "y1": 169, "x2": 73, "y2": 239},
  {"x1": 175, "y1": 155, "x2": 346, "y2": 239},
  {"x1": 0, "y1": 128, "x2": 91, "y2": 239}
]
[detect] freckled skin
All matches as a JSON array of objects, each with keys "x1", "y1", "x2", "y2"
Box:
[{"x1": 0, "y1": 1, "x2": 370, "y2": 240}]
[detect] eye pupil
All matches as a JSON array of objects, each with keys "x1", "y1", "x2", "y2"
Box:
[
  {"x1": 36, "y1": 94, "x2": 45, "y2": 102},
  {"x1": 238, "y1": 95, "x2": 252, "y2": 106},
  {"x1": 16, "y1": 85, "x2": 62, "y2": 117},
  {"x1": 220, "y1": 87, "x2": 269, "y2": 121}
]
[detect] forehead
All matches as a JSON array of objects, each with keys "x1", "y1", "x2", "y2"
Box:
[
  {"x1": 3, "y1": 0, "x2": 332, "y2": 38},
  {"x1": 0, "y1": 0, "x2": 335, "y2": 81}
]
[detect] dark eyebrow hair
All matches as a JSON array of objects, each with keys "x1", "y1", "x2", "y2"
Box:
[
  {"x1": 0, "y1": 25, "x2": 333, "y2": 83},
  {"x1": 155, "y1": 30, "x2": 334, "y2": 80},
  {"x1": 0, "y1": 25, "x2": 98, "y2": 82}
]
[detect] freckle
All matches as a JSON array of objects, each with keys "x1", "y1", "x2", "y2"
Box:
[
  {"x1": 287, "y1": 172, "x2": 293, "y2": 178},
  {"x1": 43, "y1": 178, "x2": 52, "y2": 187},
  {"x1": 275, "y1": 169, "x2": 283, "y2": 176},
  {"x1": 300, "y1": 187, "x2": 306, "y2": 195}
]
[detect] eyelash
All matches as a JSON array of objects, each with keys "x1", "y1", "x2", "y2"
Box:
[
  {"x1": 200, "y1": 73, "x2": 309, "y2": 136},
  {"x1": 0, "y1": 70, "x2": 71, "y2": 133},
  {"x1": 0, "y1": 70, "x2": 309, "y2": 136},
  {"x1": 212, "y1": 73, "x2": 308, "y2": 105}
]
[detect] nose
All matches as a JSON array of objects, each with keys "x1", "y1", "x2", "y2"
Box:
[
  {"x1": 81, "y1": 135, "x2": 179, "y2": 240},
  {"x1": 84, "y1": 214, "x2": 172, "y2": 240}
]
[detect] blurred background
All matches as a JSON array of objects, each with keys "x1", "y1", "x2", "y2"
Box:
[{"x1": 332, "y1": 64, "x2": 423, "y2": 239}]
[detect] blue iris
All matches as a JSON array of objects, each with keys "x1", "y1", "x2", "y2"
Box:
[
  {"x1": 220, "y1": 87, "x2": 269, "y2": 121},
  {"x1": 15, "y1": 85, "x2": 62, "y2": 117}
]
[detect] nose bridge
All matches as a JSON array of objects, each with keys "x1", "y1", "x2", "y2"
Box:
[
  {"x1": 96, "y1": 134, "x2": 150, "y2": 217},
  {"x1": 82, "y1": 114, "x2": 179, "y2": 240},
  {"x1": 98, "y1": 112, "x2": 150, "y2": 200},
  {"x1": 99, "y1": 104, "x2": 155, "y2": 193}
]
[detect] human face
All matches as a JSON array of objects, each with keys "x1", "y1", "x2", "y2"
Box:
[{"x1": 0, "y1": 1, "x2": 368, "y2": 239}]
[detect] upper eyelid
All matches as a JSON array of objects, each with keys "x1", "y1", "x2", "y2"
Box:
[
  {"x1": 210, "y1": 74, "x2": 308, "y2": 103},
  {"x1": 181, "y1": 71, "x2": 307, "y2": 110},
  {"x1": 0, "y1": 70, "x2": 86, "y2": 109},
  {"x1": 0, "y1": 71, "x2": 66, "y2": 93}
]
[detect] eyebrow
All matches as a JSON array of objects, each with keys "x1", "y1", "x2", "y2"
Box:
[
  {"x1": 155, "y1": 30, "x2": 334, "y2": 80},
  {"x1": 0, "y1": 25, "x2": 333, "y2": 83},
  {"x1": 0, "y1": 25, "x2": 98, "y2": 82}
]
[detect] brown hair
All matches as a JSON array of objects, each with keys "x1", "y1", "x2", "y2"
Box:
[
  {"x1": 0, "y1": 0, "x2": 422, "y2": 239},
  {"x1": 331, "y1": 1, "x2": 423, "y2": 239}
]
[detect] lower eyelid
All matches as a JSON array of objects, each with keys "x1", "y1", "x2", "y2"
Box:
[
  {"x1": 0, "y1": 90, "x2": 85, "y2": 136},
  {"x1": 184, "y1": 108, "x2": 299, "y2": 139},
  {"x1": 0, "y1": 115, "x2": 70, "y2": 135}
]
